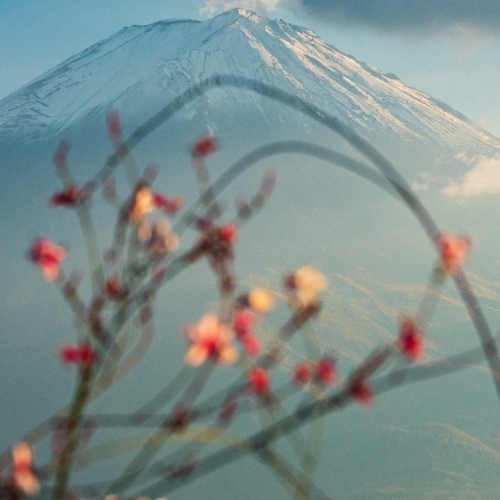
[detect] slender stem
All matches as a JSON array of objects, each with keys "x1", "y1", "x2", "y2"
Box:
[
  {"x1": 77, "y1": 204, "x2": 105, "y2": 291},
  {"x1": 51, "y1": 364, "x2": 94, "y2": 500}
]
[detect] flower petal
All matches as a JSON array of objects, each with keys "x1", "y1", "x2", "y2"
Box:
[
  {"x1": 219, "y1": 346, "x2": 239, "y2": 365},
  {"x1": 185, "y1": 345, "x2": 209, "y2": 367}
]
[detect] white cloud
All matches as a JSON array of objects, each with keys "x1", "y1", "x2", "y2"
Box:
[
  {"x1": 411, "y1": 172, "x2": 437, "y2": 192},
  {"x1": 199, "y1": 0, "x2": 285, "y2": 17},
  {"x1": 443, "y1": 155, "x2": 500, "y2": 197}
]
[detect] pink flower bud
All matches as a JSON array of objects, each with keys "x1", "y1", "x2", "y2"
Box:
[
  {"x1": 241, "y1": 334, "x2": 260, "y2": 357},
  {"x1": 249, "y1": 367, "x2": 270, "y2": 395},
  {"x1": 61, "y1": 344, "x2": 95, "y2": 366},
  {"x1": 294, "y1": 362, "x2": 312, "y2": 385},
  {"x1": 398, "y1": 317, "x2": 424, "y2": 360},
  {"x1": 315, "y1": 358, "x2": 337, "y2": 385},
  {"x1": 233, "y1": 309, "x2": 254, "y2": 337}
]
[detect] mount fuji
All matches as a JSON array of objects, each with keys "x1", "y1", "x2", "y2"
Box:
[
  {"x1": 3, "y1": 10, "x2": 500, "y2": 500},
  {"x1": 1, "y1": 7, "x2": 499, "y2": 166}
]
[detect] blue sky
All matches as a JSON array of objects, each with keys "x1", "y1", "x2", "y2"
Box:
[{"x1": 2, "y1": 0, "x2": 500, "y2": 136}]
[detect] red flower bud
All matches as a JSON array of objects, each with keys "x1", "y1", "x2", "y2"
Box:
[
  {"x1": 349, "y1": 379, "x2": 373, "y2": 406},
  {"x1": 398, "y1": 317, "x2": 424, "y2": 360},
  {"x1": 241, "y1": 334, "x2": 260, "y2": 357},
  {"x1": 249, "y1": 367, "x2": 270, "y2": 395},
  {"x1": 315, "y1": 358, "x2": 337, "y2": 385},
  {"x1": 219, "y1": 224, "x2": 237, "y2": 244},
  {"x1": 192, "y1": 135, "x2": 217, "y2": 158},
  {"x1": 153, "y1": 193, "x2": 184, "y2": 214},
  {"x1": 50, "y1": 185, "x2": 81, "y2": 208},
  {"x1": 61, "y1": 344, "x2": 95, "y2": 366},
  {"x1": 294, "y1": 362, "x2": 312, "y2": 385},
  {"x1": 233, "y1": 309, "x2": 254, "y2": 337},
  {"x1": 105, "y1": 276, "x2": 121, "y2": 298}
]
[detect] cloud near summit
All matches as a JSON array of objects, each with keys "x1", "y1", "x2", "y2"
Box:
[
  {"x1": 200, "y1": 0, "x2": 284, "y2": 17},
  {"x1": 443, "y1": 156, "x2": 500, "y2": 197},
  {"x1": 293, "y1": 0, "x2": 500, "y2": 33}
]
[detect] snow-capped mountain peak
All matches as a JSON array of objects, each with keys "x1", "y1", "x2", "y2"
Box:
[{"x1": 1, "y1": 8, "x2": 499, "y2": 160}]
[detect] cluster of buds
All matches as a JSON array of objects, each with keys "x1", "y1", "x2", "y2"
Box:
[
  {"x1": 293, "y1": 357, "x2": 338, "y2": 386},
  {"x1": 233, "y1": 308, "x2": 260, "y2": 357},
  {"x1": 128, "y1": 185, "x2": 183, "y2": 222},
  {"x1": 127, "y1": 185, "x2": 182, "y2": 257},
  {"x1": 184, "y1": 281, "x2": 277, "y2": 367},
  {"x1": 191, "y1": 223, "x2": 238, "y2": 266},
  {"x1": 138, "y1": 219, "x2": 180, "y2": 255}
]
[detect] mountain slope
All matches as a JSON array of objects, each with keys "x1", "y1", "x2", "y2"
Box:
[{"x1": 1, "y1": 8, "x2": 499, "y2": 160}]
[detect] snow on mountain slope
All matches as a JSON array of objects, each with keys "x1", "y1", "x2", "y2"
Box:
[{"x1": 1, "y1": 8, "x2": 499, "y2": 158}]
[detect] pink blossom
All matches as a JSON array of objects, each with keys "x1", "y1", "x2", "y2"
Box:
[
  {"x1": 247, "y1": 288, "x2": 274, "y2": 314},
  {"x1": 285, "y1": 265, "x2": 328, "y2": 308},
  {"x1": 29, "y1": 239, "x2": 67, "y2": 281},
  {"x1": 12, "y1": 442, "x2": 40, "y2": 496},
  {"x1": 128, "y1": 186, "x2": 155, "y2": 223},
  {"x1": 185, "y1": 313, "x2": 239, "y2": 366},
  {"x1": 437, "y1": 233, "x2": 471, "y2": 274}
]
